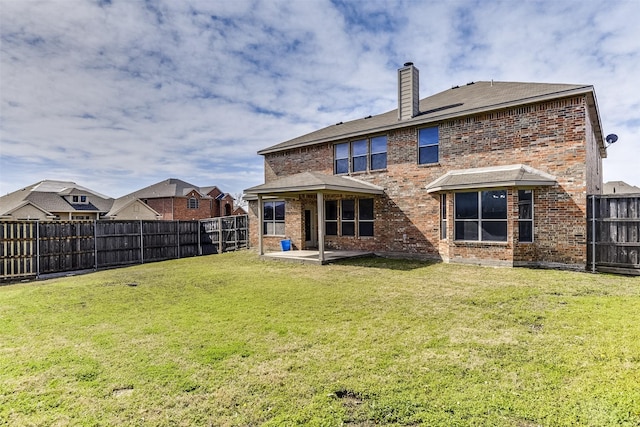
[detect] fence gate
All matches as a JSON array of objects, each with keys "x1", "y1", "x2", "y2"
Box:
[
  {"x1": 588, "y1": 195, "x2": 640, "y2": 275},
  {"x1": 200, "y1": 215, "x2": 248, "y2": 255}
]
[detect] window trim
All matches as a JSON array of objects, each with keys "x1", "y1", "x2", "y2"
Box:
[{"x1": 454, "y1": 190, "x2": 508, "y2": 242}]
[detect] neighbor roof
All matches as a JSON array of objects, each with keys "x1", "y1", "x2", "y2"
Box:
[
  {"x1": 125, "y1": 178, "x2": 208, "y2": 199},
  {"x1": 0, "y1": 180, "x2": 114, "y2": 216},
  {"x1": 603, "y1": 181, "x2": 640, "y2": 195},
  {"x1": 425, "y1": 164, "x2": 557, "y2": 193},
  {"x1": 258, "y1": 81, "x2": 605, "y2": 156},
  {"x1": 244, "y1": 171, "x2": 385, "y2": 197}
]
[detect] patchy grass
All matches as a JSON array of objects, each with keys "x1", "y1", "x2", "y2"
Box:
[{"x1": 1, "y1": 251, "x2": 639, "y2": 426}]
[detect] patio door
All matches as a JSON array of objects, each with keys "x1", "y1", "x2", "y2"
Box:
[{"x1": 304, "y1": 208, "x2": 317, "y2": 248}]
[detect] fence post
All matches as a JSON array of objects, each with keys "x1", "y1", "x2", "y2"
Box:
[
  {"x1": 591, "y1": 195, "x2": 596, "y2": 273},
  {"x1": 93, "y1": 220, "x2": 98, "y2": 271},
  {"x1": 176, "y1": 220, "x2": 180, "y2": 258},
  {"x1": 140, "y1": 220, "x2": 144, "y2": 264},
  {"x1": 218, "y1": 217, "x2": 223, "y2": 254},
  {"x1": 36, "y1": 220, "x2": 40, "y2": 279},
  {"x1": 198, "y1": 220, "x2": 202, "y2": 255}
]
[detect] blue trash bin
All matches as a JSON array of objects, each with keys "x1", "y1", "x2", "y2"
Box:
[{"x1": 280, "y1": 239, "x2": 291, "y2": 251}]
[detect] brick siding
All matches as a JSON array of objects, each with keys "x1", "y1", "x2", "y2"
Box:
[{"x1": 250, "y1": 95, "x2": 602, "y2": 268}]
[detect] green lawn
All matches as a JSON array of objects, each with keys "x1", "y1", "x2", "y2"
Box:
[{"x1": 1, "y1": 251, "x2": 639, "y2": 426}]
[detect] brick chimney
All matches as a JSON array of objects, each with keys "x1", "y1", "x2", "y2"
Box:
[{"x1": 398, "y1": 62, "x2": 419, "y2": 120}]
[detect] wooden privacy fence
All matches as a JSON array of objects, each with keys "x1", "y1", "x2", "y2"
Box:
[
  {"x1": 0, "y1": 215, "x2": 248, "y2": 281},
  {"x1": 588, "y1": 195, "x2": 640, "y2": 275}
]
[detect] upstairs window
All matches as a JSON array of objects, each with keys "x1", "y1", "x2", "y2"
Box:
[
  {"x1": 352, "y1": 140, "x2": 368, "y2": 172},
  {"x1": 72, "y1": 195, "x2": 88, "y2": 204},
  {"x1": 370, "y1": 136, "x2": 387, "y2": 170},
  {"x1": 334, "y1": 136, "x2": 387, "y2": 174},
  {"x1": 187, "y1": 197, "x2": 199, "y2": 209},
  {"x1": 335, "y1": 143, "x2": 349, "y2": 174},
  {"x1": 418, "y1": 126, "x2": 439, "y2": 164},
  {"x1": 454, "y1": 190, "x2": 507, "y2": 242}
]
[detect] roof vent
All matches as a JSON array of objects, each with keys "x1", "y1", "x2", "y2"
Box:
[
  {"x1": 364, "y1": 115, "x2": 372, "y2": 119},
  {"x1": 335, "y1": 121, "x2": 343, "y2": 126},
  {"x1": 404, "y1": 62, "x2": 413, "y2": 67}
]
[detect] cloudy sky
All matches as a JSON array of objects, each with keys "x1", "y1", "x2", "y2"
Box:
[{"x1": 1, "y1": 0, "x2": 639, "y2": 200}]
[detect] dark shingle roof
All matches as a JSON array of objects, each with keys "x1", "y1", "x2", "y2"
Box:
[
  {"x1": 125, "y1": 178, "x2": 208, "y2": 199},
  {"x1": 258, "y1": 81, "x2": 602, "y2": 155}
]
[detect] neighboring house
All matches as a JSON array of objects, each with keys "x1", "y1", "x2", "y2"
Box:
[
  {"x1": 0, "y1": 180, "x2": 160, "y2": 221},
  {"x1": 232, "y1": 205, "x2": 248, "y2": 216},
  {"x1": 0, "y1": 180, "x2": 115, "y2": 220},
  {"x1": 103, "y1": 197, "x2": 162, "y2": 220},
  {"x1": 603, "y1": 181, "x2": 640, "y2": 195},
  {"x1": 123, "y1": 178, "x2": 235, "y2": 220},
  {"x1": 245, "y1": 62, "x2": 608, "y2": 269}
]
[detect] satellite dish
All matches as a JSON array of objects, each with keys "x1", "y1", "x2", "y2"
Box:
[{"x1": 605, "y1": 134, "x2": 618, "y2": 145}]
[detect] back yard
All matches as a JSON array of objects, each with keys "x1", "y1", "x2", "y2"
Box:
[{"x1": 1, "y1": 251, "x2": 638, "y2": 426}]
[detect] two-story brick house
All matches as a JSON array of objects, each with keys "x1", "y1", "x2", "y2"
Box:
[
  {"x1": 245, "y1": 63, "x2": 606, "y2": 269},
  {"x1": 122, "y1": 178, "x2": 235, "y2": 221}
]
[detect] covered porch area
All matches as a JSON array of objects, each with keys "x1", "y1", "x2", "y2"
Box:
[{"x1": 244, "y1": 171, "x2": 384, "y2": 264}]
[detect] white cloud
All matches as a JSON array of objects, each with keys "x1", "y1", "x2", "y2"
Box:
[{"x1": 1, "y1": 0, "x2": 639, "y2": 199}]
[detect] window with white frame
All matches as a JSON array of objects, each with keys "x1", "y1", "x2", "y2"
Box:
[
  {"x1": 334, "y1": 136, "x2": 387, "y2": 174},
  {"x1": 263, "y1": 200, "x2": 285, "y2": 235},
  {"x1": 518, "y1": 190, "x2": 533, "y2": 242},
  {"x1": 454, "y1": 190, "x2": 507, "y2": 242},
  {"x1": 418, "y1": 126, "x2": 439, "y2": 164}
]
